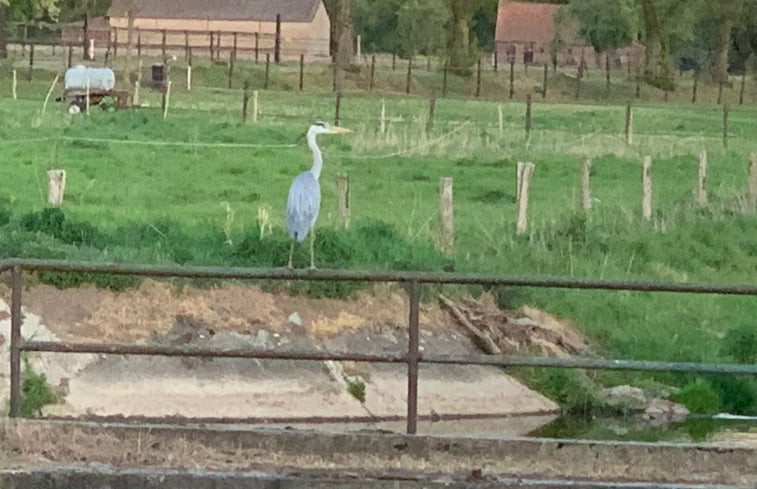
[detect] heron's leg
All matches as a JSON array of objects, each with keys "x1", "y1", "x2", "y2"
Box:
[
  {"x1": 309, "y1": 230, "x2": 317, "y2": 270},
  {"x1": 287, "y1": 241, "x2": 295, "y2": 269}
]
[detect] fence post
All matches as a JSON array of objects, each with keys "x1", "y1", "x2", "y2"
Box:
[
  {"x1": 68, "y1": 44, "x2": 73, "y2": 69},
  {"x1": 692, "y1": 72, "x2": 698, "y2": 103},
  {"x1": 695, "y1": 150, "x2": 707, "y2": 205},
  {"x1": 232, "y1": 32, "x2": 238, "y2": 62},
  {"x1": 12, "y1": 70, "x2": 17, "y2": 100},
  {"x1": 475, "y1": 58, "x2": 482, "y2": 98},
  {"x1": 275, "y1": 14, "x2": 282, "y2": 63},
  {"x1": 723, "y1": 103, "x2": 729, "y2": 150},
  {"x1": 439, "y1": 177, "x2": 454, "y2": 253},
  {"x1": 497, "y1": 104, "x2": 503, "y2": 136},
  {"x1": 113, "y1": 29, "x2": 118, "y2": 59},
  {"x1": 747, "y1": 153, "x2": 757, "y2": 211},
  {"x1": 161, "y1": 29, "x2": 166, "y2": 59},
  {"x1": 294, "y1": 54, "x2": 303, "y2": 91},
  {"x1": 580, "y1": 159, "x2": 592, "y2": 211},
  {"x1": 642, "y1": 156, "x2": 652, "y2": 220},
  {"x1": 255, "y1": 33, "x2": 260, "y2": 63},
  {"x1": 542, "y1": 64, "x2": 548, "y2": 99},
  {"x1": 227, "y1": 57, "x2": 234, "y2": 89},
  {"x1": 264, "y1": 53, "x2": 271, "y2": 89},
  {"x1": 525, "y1": 94, "x2": 532, "y2": 140},
  {"x1": 253, "y1": 90, "x2": 259, "y2": 122},
  {"x1": 392, "y1": 52, "x2": 396, "y2": 71},
  {"x1": 28, "y1": 43, "x2": 34, "y2": 81},
  {"x1": 625, "y1": 104, "x2": 633, "y2": 145},
  {"x1": 406, "y1": 281, "x2": 420, "y2": 435},
  {"x1": 47, "y1": 170, "x2": 66, "y2": 206},
  {"x1": 494, "y1": 51, "x2": 498, "y2": 72},
  {"x1": 242, "y1": 80, "x2": 250, "y2": 122},
  {"x1": 186, "y1": 64, "x2": 192, "y2": 91},
  {"x1": 739, "y1": 72, "x2": 746, "y2": 105},
  {"x1": 185, "y1": 31, "x2": 189, "y2": 61},
  {"x1": 717, "y1": 81, "x2": 724, "y2": 105},
  {"x1": 334, "y1": 91, "x2": 342, "y2": 126},
  {"x1": 162, "y1": 81, "x2": 172, "y2": 119},
  {"x1": 380, "y1": 98, "x2": 386, "y2": 135},
  {"x1": 426, "y1": 97, "x2": 436, "y2": 134},
  {"x1": 405, "y1": 58, "x2": 413, "y2": 95},
  {"x1": 516, "y1": 162, "x2": 534, "y2": 234},
  {"x1": 8, "y1": 266, "x2": 22, "y2": 418},
  {"x1": 369, "y1": 55, "x2": 376, "y2": 92},
  {"x1": 209, "y1": 31, "x2": 214, "y2": 60},
  {"x1": 86, "y1": 76, "x2": 90, "y2": 115},
  {"x1": 442, "y1": 62, "x2": 448, "y2": 98},
  {"x1": 509, "y1": 61, "x2": 515, "y2": 99},
  {"x1": 605, "y1": 53, "x2": 611, "y2": 96},
  {"x1": 336, "y1": 173, "x2": 351, "y2": 228}
]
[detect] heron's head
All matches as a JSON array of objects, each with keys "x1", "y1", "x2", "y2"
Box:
[{"x1": 308, "y1": 121, "x2": 351, "y2": 136}]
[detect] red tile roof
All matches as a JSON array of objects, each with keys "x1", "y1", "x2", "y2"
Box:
[
  {"x1": 108, "y1": 0, "x2": 322, "y2": 23},
  {"x1": 495, "y1": 1, "x2": 561, "y2": 44}
]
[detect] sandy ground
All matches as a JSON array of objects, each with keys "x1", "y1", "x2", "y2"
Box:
[{"x1": 0, "y1": 280, "x2": 573, "y2": 435}]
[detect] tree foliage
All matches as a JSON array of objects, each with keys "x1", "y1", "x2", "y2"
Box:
[{"x1": 568, "y1": 0, "x2": 637, "y2": 53}]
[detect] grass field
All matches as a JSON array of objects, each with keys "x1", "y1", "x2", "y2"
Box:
[{"x1": 1, "y1": 51, "x2": 756, "y2": 417}]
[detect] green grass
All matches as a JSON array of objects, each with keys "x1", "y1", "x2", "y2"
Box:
[{"x1": 0, "y1": 56, "x2": 756, "y2": 416}]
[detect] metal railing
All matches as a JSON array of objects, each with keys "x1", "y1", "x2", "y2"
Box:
[{"x1": 2, "y1": 257, "x2": 756, "y2": 434}]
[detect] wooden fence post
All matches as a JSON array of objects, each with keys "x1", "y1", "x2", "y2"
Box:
[
  {"x1": 186, "y1": 64, "x2": 192, "y2": 91},
  {"x1": 692, "y1": 72, "x2": 698, "y2": 103},
  {"x1": 232, "y1": 32, "x2": 238, "y2": 62},
  {"x1": 426, "y1": 97, "x2": 436, "y2": 134},
  {"x1": 509, "y1": 61, "x2": 515, "y2": 99},
  {"x1": 12, "y1": 70, "x2": 17, "y2": 100},
  {"x1": 739, "y1": 72, "x2": 746, "y2": 105},
  {"x1": 68, "y1": 44, "x2": 73, "y2": 69},
  {"x1": 227, "y1": 56, "x2": 234, "y2": 89},
  {"x1": 475, "y1": 58, "x2": 482, "y2": 98},
  {"x1": 334, "y1": 91, "x2": 342, "y2": 126},
  {"x1": 525, "y1": 94, "x2": 532, "y2": 140},
  {"x1": 162, "y1": 81, "x2": 172, "y2": 119},
  {"x1": 274, "y1": 13, "x2": 282, "y2": 63},
  {"x1": 695, "y1": 150, "x2": 707, "y2": 205},
  {"x1": 137, "y1": 32, "x2": 142, "y2": 57},
  {"x1": 47, "y1": 170, "x2": 66, "y2": 206},
  {"x1": 161, "y1": 29, "x2": 166, "y2": 59},
  {"x1": 254, "y1": 33, "x2": 260, "y2": 63},
  {"x1": 580, "y1": 159, "x2": 591, "y2": 211},
  {"x1": 516, "y1": 162, "x2": 535, "y2": 234},
  {"x1": 113, "y1": 29, "x2": 118, "y2": 59},
  {"x1": 542, "y1": 64, "x2": 548, "y2": 99},
  {"x1": 625, "y1": 104, "x2": 633, "y2": 144},
  {"x1": 209, "y1": 31, "x2": 214, "y2": 60},
  {"x1": 380, "y1": 98, "x2": 386, "y2": 135},
  {"x1": 497, "y1": 104, "x2": 503, "y2": 136},
  {"x1": 723, "y1": 104, "x2": 729, "y2": 150},
  {"x1": 442, "y1": 62, "x2": 448, "y2": 97},
  {"x1": 184, "y1": 31, "x2": 189, "y2": 61},
  {"x1": 406, "y1": 58, "x2": 413, "y2": 95},
  {"x1": 642, "y1": 156, "x2": 652, "y2": 220},
  {"x1": 252, "y1": 90, "x2": 259, "y2": 122},
  {"x1": 242, "y1": 80, "x2": 250, "y2": 122},
  {"x1": 717, "y1": 81, "x2": 724, "y2": 105},
  {"x1": 336, "y1": 173, "x2": 351, "y2": 228},
  {"x1": 299, "y1": 54, "x2": 305, "y2": 91},
  {"x1": 369, "y1": 55, "x2": 376, "y2": 91},
  {"x1": 28, "y1": 44, "x2": 34, "y2": 81},
  {"x1": 747, "y1": 153, "x2": 757, "y2": 211},
  {"x1": 439, "y1": 177, "x2": 454, "y2": 253},
  {"x1": 264, "y1": 53, "x2": 270, "y2": 89}
]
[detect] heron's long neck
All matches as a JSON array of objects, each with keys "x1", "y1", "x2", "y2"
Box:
[{"x1": 307, "y1": 131, "x2": 323, "y2": 180}]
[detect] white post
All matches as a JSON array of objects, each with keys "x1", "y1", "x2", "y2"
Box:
[
  {"x1": 642, "y1": 156, "x2": 652, "y2": 220},
  {"x1": 88, "y1": 39, "x2": 95, "y2": 60},
  {"x1": 439, "y1": 177, "x2": 454, "y2": 253},
  {"x1": 580, "y1": 158, "x2": 592, "y2": 211},
  {"x1": 12, "y1": 70, "x2": 17, "y2": 100},
  {"x1": 380, "y1": 99, "x2": 386, "y2": 135},
  {"x1": 356, "y1": 34, "x2": 362, "y2": 64},
  {"x1": 498, "y1": 104, "x2": 503, "y2": 135},
  {"x1": 252, "y1": 90, "x2": 259, "y2": 123},
  {"x1": 186, "y1": 64, "x2": 192, "y2": 91},
  {"x1": 47, "y1": 170, "x2": 67, "y2": 206},
  {"x1": 163, "y1": 80, "x2": 172, "y2": 119},
  {"x1": 516, "y1": 162, "x2": 535, "y2": 234},
  {"x1": 133, "y1": 80, "x2": 141, "y2": 106}
]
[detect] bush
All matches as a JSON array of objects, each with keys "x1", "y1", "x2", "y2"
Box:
[
  {"x1": 527, "y1": 368, "x2": 602, "y2": 416},
  {"x1": 672, "y1": 378, "x2": 721, "y2": 414},
  {"x1": 20, "y1": 359, "x2": 57, "y2": 417}
]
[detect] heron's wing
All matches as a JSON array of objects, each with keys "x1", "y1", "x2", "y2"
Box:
[{"x1": 286, "y1": 171, "x2": 321, "y2": 242}]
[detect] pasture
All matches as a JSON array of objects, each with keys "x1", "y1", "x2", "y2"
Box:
[{"x1": 1, "y1": 53, "x2": 756, "y2": 416}]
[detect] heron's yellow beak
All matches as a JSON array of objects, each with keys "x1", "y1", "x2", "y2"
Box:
[{"x1": 328, "y1": 126, "x2": 351, "y2": 134}]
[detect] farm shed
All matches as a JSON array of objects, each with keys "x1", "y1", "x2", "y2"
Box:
[
  {"x1": 494, "y1": 0, "x2": 642, "y2": 68},
  {"x1": 106, "y1": 0, "x2": 330, "y2": 60}
]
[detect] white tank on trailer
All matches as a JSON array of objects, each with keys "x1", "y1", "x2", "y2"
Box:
[{"x1": 64, "y1": 65, "x2": 116, "y2": 91}]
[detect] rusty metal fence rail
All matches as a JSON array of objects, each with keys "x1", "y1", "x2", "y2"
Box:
[{"x1": 2, "y1": 257, "x2": 756, "y2": 434}]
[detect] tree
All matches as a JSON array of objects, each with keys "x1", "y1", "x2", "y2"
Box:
[
  {"x1": 0, "y1": 0, "x2": 61, "y2": 58},
  {"x1": 323, "y1": 0, "x2": 354, "y2": 66},
  {"x1": 569, "y1": 0, "x2": 636, "y2": 54},
  {"x1": 445, "y1": 0, "x2": 481, "y2": 73},
  {"x1": 707, "y1": 0, "x2": 747, "y2": 82},
  {"x1": 396, "y1": 0, "x2": 449, "y2": 57}
]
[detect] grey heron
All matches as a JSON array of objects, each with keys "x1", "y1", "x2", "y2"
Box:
[{"x1": 286, "y1": 121, "x2": 351, "y2": 269}]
